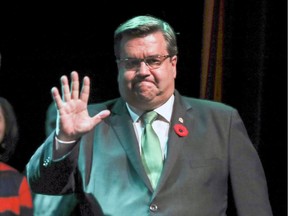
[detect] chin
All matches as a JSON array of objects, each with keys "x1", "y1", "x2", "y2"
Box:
[{"x1": 136, "y1": 91, "x2": 156, "y2": 101}]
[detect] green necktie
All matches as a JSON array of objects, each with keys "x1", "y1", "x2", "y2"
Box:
[{"x1": 141, "y1": 111, "x2": 163, "y2": 189}]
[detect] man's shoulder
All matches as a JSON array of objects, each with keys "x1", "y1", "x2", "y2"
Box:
[
  {"x1": 89, "y1": 98, "x2": 119, "y2": 107},
  {"x1": 87, "y1": 97, "x2": 121, "y2": 115},
  {"x1": 180, "y1": 95, "x2": 236, "y2": 113}
]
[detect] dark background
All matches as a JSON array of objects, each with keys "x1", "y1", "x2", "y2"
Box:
[{"x1": 0, "y1": 3, "x2": 286, "y2": 215}]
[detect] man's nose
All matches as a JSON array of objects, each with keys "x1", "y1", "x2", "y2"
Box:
[{"x1": 137, "y1": 61, "x2": 151, "y2": 75}]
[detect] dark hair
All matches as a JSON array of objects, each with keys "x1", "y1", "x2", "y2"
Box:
[
  {"x1": 0, "y1": 97, "x2": 19, "y2": 162},
  {"x1": 114, "y1": 15, "x2": 178, "y2": 59}
]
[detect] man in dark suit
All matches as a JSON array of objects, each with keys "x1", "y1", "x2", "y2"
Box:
[{"x1": 26, "y1": 15, "x2": 273, "y2": 215}]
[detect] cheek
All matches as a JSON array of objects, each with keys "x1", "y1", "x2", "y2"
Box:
[
  {"x1": 118, "y1": 71, "x2": 133, "y2": 86},
  {"x1": 155, "y1": 70, "x2": 175, "y2": 84}
]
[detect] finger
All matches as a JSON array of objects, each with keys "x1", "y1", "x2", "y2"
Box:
[
  {"x1": 80, "y1": 76, "x2": 90, "y2": 103},
  {"x1": 51, "y1": 87, "x2": 64, "y2": 110},
  {"x1": 96, "y1": 110, "x2": 111, "y2": 119},
  {"x1": 61, "y1": 75, "x2": 71, "y2": 102},
  {"x1": 71, "y1": 71, "x2": 79, "y2": 100},
  {"x1": 91, "y1": 110, "x2": 111, "y2": 125}
]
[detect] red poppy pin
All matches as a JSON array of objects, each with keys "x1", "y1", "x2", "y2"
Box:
[{"x1": 173, "y1": 123, "x2": 189, "y2": 137}]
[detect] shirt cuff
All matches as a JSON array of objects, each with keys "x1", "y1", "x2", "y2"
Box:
[{"x1": 55, "y1": 136, "x2": 77, "y2": 144}]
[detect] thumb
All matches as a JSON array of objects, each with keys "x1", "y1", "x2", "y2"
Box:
[{"x1": 92, "y1": 110, "x2": 111, "y2": 125}]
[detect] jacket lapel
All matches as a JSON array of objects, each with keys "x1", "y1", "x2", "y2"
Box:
[
  {"x1": 109, "y1": 98, "x2": 152, "y2": 189},
  {"x1": 153, "y1": 91, "x2": 194, "y2": 195},
  {"x1": 108, "y1": 92, "x2": 194, "y2": 193}
]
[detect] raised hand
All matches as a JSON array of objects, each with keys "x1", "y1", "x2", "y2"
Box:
[{"x1": 51, "y1": 71, "x2": 110, "y2": 141}]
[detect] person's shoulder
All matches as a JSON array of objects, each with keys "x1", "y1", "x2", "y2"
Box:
[
  {"x1": 0, "y1": 162, "x2": 16, "y2": 171},
  {"x1": 181, "y1": 95, "x2": 236, "y2": 113},
  {"x1": 0, "y1": 162, "x2": 25, "y2": 178},
  {"x1": 87, "y1": 98, "x2": 120, "y2": 115}
]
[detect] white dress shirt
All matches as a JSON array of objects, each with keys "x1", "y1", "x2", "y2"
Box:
[{"x1": 126, "y1": 94, "x2": 175, "y2": 160}]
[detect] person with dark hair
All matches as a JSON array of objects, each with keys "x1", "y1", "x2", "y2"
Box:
[
  {"x1": 26, "y1": 15, "x2": 273, "y2": 215},
  {"x1": 0, "y1": 97, "x2": 33, "y2": 215}
]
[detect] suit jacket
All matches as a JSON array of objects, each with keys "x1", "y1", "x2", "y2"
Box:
[{"x1": 26, "y1": 91, "x2": 273, "y2": 216}]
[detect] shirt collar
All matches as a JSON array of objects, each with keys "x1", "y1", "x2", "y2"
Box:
[{"x1": 126, "y1": 94, "x2": 175, "y2": 123}]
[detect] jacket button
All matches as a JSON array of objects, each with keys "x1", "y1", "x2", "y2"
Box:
[
  {"x1": 43, "y1": 157, "x2": 51, "y2": 167},
  {"x1": 150, "y1": 204, "x2": 158, "y2": 212}
]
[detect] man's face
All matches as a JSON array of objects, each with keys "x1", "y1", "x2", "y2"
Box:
[{"x1": 117, "y1": 31, "x2": 177, "y2": 111}]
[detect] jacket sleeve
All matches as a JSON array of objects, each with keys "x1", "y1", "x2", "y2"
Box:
[
  {"x1": 228, "y1": 110, "x2": 273, "y2": 216},
  {"x1": 26, "y1": 132, "x2": 80, "y2": 195}
]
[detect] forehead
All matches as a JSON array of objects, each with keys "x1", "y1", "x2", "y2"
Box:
[{"x1": 120, "y1": 32, "x2": 167, "y2": 55}]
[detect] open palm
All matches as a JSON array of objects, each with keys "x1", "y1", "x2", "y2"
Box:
[{"x1": 51, "y1": 71, "x2": 110, "y2": 141}]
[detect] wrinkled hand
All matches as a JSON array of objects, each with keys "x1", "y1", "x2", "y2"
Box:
[{"x1": 51, "y1": 71, "x2": 110, "y2": 141}]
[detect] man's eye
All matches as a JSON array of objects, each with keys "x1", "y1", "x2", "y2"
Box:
[
  {"x1": 130, "y1": 59, "x2": 140, "y2": 65},
  {"x1": 146, "y1": 58, "x2": 160, "y2": 65},
  {"x1": 127, "y1": 59, "x2": 138, "y2": 65},
  {"x1": 125, "y1": 59, "x2": 139, "y2": 68}
]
